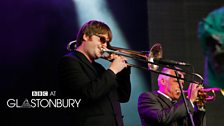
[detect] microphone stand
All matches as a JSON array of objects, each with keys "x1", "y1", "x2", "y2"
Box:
[{"x1": 174, "y1": 70, "x2": 195, "y2": 126}]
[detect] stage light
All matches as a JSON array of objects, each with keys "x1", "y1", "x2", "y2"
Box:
[{"x1": 74, "y1": 0, "x2": 148, "y2": 125}]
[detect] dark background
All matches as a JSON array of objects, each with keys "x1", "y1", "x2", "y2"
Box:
[
  {"x1": 148, "y1": 1, "x2": 224, "y2": 126},
  {"x1": 0, "y1": 0, "x2": 78, "y2": 125},
  {"x1": 0, "y1": 0, "x2": 223, "y2": 125}
]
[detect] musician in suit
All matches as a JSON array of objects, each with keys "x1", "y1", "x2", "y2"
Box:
[
  {"x1": 138, "y1": 67, "x2": 206, "y2": 126},
  {"x1": 58, "y1": 20, "x2": 131, "y2": 126}
]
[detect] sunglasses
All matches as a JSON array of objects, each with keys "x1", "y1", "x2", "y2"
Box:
[{"x1": 94, "y1": 34, "x2": 109, "y2": 44}]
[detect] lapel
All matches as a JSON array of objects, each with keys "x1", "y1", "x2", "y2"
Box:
[
  {"x1": 69, "y1": 51, "x2": 98, "y2": 75},
  {"x1": 155, "y1": 91, "x2": 173, "y2": 108}
]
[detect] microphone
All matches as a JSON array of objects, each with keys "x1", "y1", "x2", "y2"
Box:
[{"x1": 153, "y1": 58, "x2": 191, "y2": 66}]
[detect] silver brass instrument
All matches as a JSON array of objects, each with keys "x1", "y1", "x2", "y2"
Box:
[
  {"x1": 67, "y1": 41, "x2": 202, "y2": 84},
  {"x1": 101, "y1": 43, "x2": 204, "y2": 84},
  {"x1": 101, "y1": 43, "x2": 162, "y2": 71}
]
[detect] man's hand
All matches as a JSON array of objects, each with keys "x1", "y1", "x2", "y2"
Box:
[
  {"x1": 187, "y1": 83, "x2": 203, "y2": 102},
  {"x1": 108, "y1": 55, "x2": 128, "y2": 74}
]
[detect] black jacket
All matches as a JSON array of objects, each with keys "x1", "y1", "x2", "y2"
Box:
[
  {"x1": 58, "y1": 51, "x2": 131, "y2": 126},
  {"x1": 138, "y1": 91, "x2": 206, "y2": 126}
]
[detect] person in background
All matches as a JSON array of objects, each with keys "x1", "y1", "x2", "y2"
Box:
[
  {"x1": 138, "y1": 67, "x2": 206, "y2": 126},
  {"x1": 198, "y1": 6, "x2": 224, "y2": 88},
  {"x1": 58, "y1": 20, "x2": 131, "y2": 126}
]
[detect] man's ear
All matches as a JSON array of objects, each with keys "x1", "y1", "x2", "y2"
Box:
[
  {"x1": 83, "y1": 34, "x2": 89, "y2": 41},
  {"x1": 160, "y1": 78, "x2": 165, "y2": 85}
]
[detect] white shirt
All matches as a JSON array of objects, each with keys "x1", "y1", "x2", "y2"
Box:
[{"x1": 157, "y1": 90, "x2": 172, "y2": 101}]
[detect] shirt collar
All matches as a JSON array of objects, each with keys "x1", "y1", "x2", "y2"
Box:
[{"x1": 157, "y1": 90, "x2": 172, "y2": 101}]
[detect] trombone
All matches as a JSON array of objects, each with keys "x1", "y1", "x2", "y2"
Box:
[
  {"x1": 102, "y1": 43, "x2": 204, "y2": 85},
  {"x1": 67, "y1": 40, "x2": 202, "y2": 84}
]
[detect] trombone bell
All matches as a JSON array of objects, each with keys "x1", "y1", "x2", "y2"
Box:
[{"x1": 147, "y1": 43, "x2": 163, "y2": 71}]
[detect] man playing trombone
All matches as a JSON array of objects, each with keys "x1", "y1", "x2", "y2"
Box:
[
  {"x1": 58, "y1": 20, "x2": 131, "y2": 126},
  {"x1": 138, "y1": 67, "x2": 206, "y2": 126}
]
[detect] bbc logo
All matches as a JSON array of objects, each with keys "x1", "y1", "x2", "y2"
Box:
[{"x1": 32, "y1": 91, "x2": 48, "y2": 96}]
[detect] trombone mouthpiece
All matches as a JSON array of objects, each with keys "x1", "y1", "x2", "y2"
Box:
[{"x1": 101, "y1": 48, "x2": 106, "y2": 52}]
